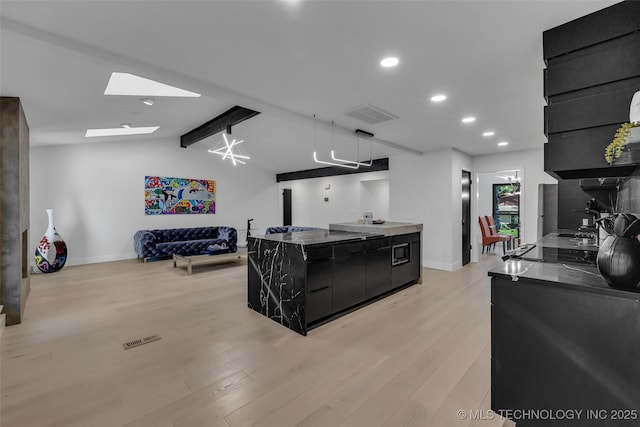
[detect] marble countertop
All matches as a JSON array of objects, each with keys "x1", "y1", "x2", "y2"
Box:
[
  {"x1": 250, "y1": 229, "x2": 384, "y2": 246},
  {"x1": 538, "y1": 230, "x2": 599, "y2": 251},
  {"x1": 329, "y1": 222, "x2": 423, "y2": 236},
  {"x1": 513, "y1": 230, "x2": 600, "y2": 263},
  {"x1": 492, "y1": 231, "x2": 640, "y2": 297},
  {"x1": 489, "y1": 259, "x2": 640, "y2": 298}
]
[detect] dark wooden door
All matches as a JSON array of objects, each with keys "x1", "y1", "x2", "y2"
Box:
[
  {"x1": 462, "y1": 170, "x2": 471, "y2": 266},
  {"x1": 283, "y1": 188, "x2": 292, "y2": 226}
]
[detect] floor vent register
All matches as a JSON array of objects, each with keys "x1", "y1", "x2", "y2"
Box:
[{"x1": 122, "y1": 334, "x2": 162, "y2": 350}]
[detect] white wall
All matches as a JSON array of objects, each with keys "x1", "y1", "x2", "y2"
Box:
[
  {"x1": 30, "y1": 139, "x2": 556, "y2": 272},
  {"x1": 360, "y1": 179, "x2": 389, "y2": 221},
  {"x1": 472, "y1": 147, "x2": 557, "y2": 261},
  {"x1": 390, "y1": 148, "x2": 458, "y2": 271},
  {"x1": 30, "y1": 138, "x2": 279, "y2": 266},
  {"x1": 278, "y1": 171, "x2": 389, "y2": 228}
]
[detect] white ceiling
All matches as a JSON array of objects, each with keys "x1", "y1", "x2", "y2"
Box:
[{"x1": 0, "y1": 0, "x2": 618, "y2": 173}]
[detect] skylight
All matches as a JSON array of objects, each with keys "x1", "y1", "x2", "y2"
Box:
[
  {"x1": 104, "y1": 72, "x2": 201, "y2": 97},
  {"x1": 85, "y1": 126, "x2": 159, "y2": 137}
]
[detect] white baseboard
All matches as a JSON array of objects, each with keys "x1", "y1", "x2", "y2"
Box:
[
  {"x1": 31, "y1": 254, "x2": 138, "y2": 272},
  {"x1": 423, "y1": 259, "x2": 458, "y2": 272}
]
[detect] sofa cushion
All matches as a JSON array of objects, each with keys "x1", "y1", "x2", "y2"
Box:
[
  {"x1": 151, "y1": 227, "x2": 218, "y2": 243},
  {"x1": 156, "y1": 239, "x2": 233, "y2": 256}
]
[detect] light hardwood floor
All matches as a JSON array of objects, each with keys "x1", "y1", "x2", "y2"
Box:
[{"x1": 1, "y1": 255, "x2": 515, "y2": 427}]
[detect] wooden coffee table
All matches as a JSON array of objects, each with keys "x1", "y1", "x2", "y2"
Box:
[{"x1": 173, "y1": 252, "x2": 241, "y2": 275}]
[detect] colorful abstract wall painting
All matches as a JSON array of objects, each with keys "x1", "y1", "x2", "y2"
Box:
[{"x1": 145, "y1": 176, "x2": 216, "y2": 215}]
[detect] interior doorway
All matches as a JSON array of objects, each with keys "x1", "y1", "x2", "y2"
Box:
[
  {"x1": 462, "y1": 170, "x2": 471, "y2": 266},
  {"x1": 474, "y1": 168, "x2": 523, "y2": 261},
  {"x1": 283, "y1": 189, "x2": 292, "y2": 226}
]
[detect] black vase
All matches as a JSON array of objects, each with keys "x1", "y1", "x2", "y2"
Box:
[{"x1": 596, "y1": 236, "x2": 640, "y2": 290}]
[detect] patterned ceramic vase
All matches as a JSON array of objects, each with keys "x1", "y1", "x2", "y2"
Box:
[{"x1": 35, "y1": 209, "x2": 67, "y2": 273}]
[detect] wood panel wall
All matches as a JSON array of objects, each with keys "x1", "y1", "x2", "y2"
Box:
[{"x1": 0, "y1": 97, "x2": 31, "y2": 325}]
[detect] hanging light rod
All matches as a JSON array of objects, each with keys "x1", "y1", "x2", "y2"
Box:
[
  {"x1": 331, "y1": 128, "x2": 374, "y2": 167},
  {"x1": 313, "y1": 117, "x2": 360, "y2": 169}
]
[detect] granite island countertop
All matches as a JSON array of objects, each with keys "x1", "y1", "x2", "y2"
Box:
[
  {"x1": 329, "y1": 221, "x2": 423, "y2": 236},
  {"x1": 250, "y1": 229, "x2": 384, "y2": 246}
]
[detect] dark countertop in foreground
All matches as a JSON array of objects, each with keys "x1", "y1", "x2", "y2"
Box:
[
  {"x1": 491, "y1": 230, "x2": 640, "y2": 297},
  {"x1": 537, "y1": 230, "x2": 599, "y2": 251},
  {"x1": 251, "y1": 229, "x2": 383, "y2": 246},
  {"x1": 489, "y1": 259, "x2": 640, "y2": 298},
  {"x1": 513, "y1": 230, "x2": 600, "y2": 264}
]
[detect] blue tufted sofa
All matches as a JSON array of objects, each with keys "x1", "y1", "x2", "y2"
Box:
[
  {"x1": 265, "y1": 226, "x2": 319, "y2": 234},
  {"x1": 134, "y1": 226, "x2": 237, "y2": 261}
]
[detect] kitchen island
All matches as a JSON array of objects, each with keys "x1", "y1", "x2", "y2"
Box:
[
  {"x1": 490, "y1": 234, "x2": 640, "y2": 426},
  {"x1": 248, "y1": 225, "x2": 422, "y2": 335}
]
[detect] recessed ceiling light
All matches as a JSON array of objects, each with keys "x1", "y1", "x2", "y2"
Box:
[
  {"x1": 380, "y1": 57, "x2": 399, "y2": 68},
  {"x1": 462, "y1": 116, "x2": 476, "y2": 124},
  {"x1": 430, "y1": 94, "x2": 447, "y2": 102},
  {"x1": 85, "y1": 126, "x2": 159, "y2": 137},
  {"x1": 482, "y1": 131, "x2": 495, "y2": 137},
  {"x1": 141, "y1": 98, "x2": 154, "y2": 106},
  {"x1": 498, "y1": 141, "x2": 509, "y2": 147},
  {"x1": 104, "y1": 72, "x2": 201, "y2": 97}
]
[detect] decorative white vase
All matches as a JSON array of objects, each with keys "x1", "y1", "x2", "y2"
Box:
[{"x1": 34, "y1": 209, "x2": 67, "y2": 273}]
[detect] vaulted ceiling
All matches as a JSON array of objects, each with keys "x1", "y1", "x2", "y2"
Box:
[{"x1": 0, "y1": 0, "x2": 618, "y2": 173}]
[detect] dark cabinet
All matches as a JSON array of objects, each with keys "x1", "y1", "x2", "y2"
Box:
[
  {"x1": 305, "y1": 248, "x2": 332, "y2": 323},
  {"x1": 492, "y1": 276, "x2": 640, "y2": 426},
  {"x1": 392, "y1": 233, "x2": 421, "y2": 288},
  {"x1": 332, "y1": 241, "x2": 366, "y2": 312},
  {"x1": 542, "y1": 1, "x2": 640, "y2": 179},
  {"x1": 365, "y1": 238, "x2": 391, "y2": 297},
  {"x1": 249, "y1": 231, "x2": 420, "y2": 335}
]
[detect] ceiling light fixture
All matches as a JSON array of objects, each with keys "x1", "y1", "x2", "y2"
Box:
[
  {"x1": 498, "y1": 141, "x2": 509, "y2": 147},
  {"x1": 104, "y1": 72, "x2": 201, "y2": 97},
  {"x1": 380, "y1": 57, "x2": 399, "y2": 68},
  {"x1": 85, "y1": 126, "x2": 159, "y2": 137},
  {"x1": 120, "y1": 123, "x2": 132, "y2": 129},
  {"x1": 462, "y1": 116, "x2": 476, "y2": 124},
  {"x1": 313, "y1": 116, "x2": 359, "y2": 169},
  {"x1": 331, "y1": 129, "x2": 374, "y2": 167},
  {"x1": 207, "y1": 126, "x2": 250, "y2": 166},
  {"x1": 482, "y1": 131, "x2": 495, "y2": 137},
  {"x1": 430, "y1": 94, "x2": 447, "y2": 102},
  {"x1": 141, "y1": 98, "x2": 154, "y2": 106}
]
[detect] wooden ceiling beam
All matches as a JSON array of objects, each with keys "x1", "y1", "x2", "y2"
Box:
[{"x1": 180, "y1": 105, "x2": 260, "y2": 148}]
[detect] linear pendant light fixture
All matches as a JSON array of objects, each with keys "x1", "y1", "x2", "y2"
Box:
[
  {"x1": 331, "y1": 129, "x2": 373, "y2": 167},
  {"x1": 313, "y1": 116, "x2": 370, "y2": 169}
]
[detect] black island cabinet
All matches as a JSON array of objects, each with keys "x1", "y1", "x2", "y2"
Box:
[
  {"x1": 489, "y1": 260, "x2": 640, "y2": 426},
  {"x1": 248, "y1": 227, "x2": 422, "y2": 335}
]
